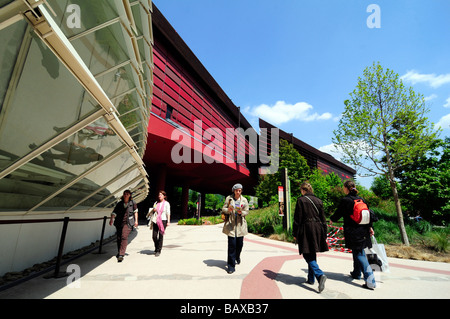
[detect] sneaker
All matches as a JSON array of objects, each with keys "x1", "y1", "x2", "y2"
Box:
[
  {"x1": 117, "y1": 255, "x2": 124, "y2": 262},
  {"x1": 318, "y1": 275, "x2": 327, "y2": 293},
  {"x1": 350, "y1": 271, "x2": 361, "y2": 279},
  {"x1": 155, "y1": 252, "x2": 160, "y2": 257},
  {"x1": 362, "y1": 283, "x2": 375, "y2": 290}
]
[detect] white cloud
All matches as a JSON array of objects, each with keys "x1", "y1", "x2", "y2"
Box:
[
  {"x1": 435, "y1": 113, "x2": 450, "y2": 131},
  {"x1": 319, "y1": 143, "x2": 343, "y2": 160},
  {"x1": 246, "y1": 100, "x2": 333, "y2": 125},
  {"x1": 401, "y1": 70, "x2": 450, "y2": 88},
  {"x1": 444, "y1": 97, "x2": 450, "y2": 108},
  {"x1": 424, "y1": 94, "x2": 437, "y2": 101}
]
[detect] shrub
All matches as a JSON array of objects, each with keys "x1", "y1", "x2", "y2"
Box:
[
  {"x1": 427, "y1": 232, "x2": 449, "y2": 253},
  {"x1": 246, "y1": 204, "x2": 282, "y2": 237}
]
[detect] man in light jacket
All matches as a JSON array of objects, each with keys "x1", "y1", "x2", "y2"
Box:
[{"x1": 222, "y1": 183, "x2": 249, "y2": 274}]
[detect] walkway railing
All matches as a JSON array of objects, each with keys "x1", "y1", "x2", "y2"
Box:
[{"x1": 0, "y1": 216, "x2": 111, "y2": 279}]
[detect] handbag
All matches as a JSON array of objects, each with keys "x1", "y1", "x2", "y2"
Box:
[{"x1": 365, "y1": 236, "x2": 390, "y2": 272}]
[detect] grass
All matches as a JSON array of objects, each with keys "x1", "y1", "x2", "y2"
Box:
[{"x1": 177, "y1": 216, "x2": 224, "y2": 225}]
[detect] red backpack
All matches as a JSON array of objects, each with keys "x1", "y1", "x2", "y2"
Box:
[{"x1": 351, "y1": 199, "x2": 371, "y2": 224}]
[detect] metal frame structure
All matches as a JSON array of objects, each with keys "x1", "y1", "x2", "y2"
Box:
[{"x1": 0, "y1": 0, "x2": 154, "y2": 214}]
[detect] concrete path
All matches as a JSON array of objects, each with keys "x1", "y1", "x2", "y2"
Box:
[{"x1": 0, "y1": 222, "x2": 449, "y2": 300}]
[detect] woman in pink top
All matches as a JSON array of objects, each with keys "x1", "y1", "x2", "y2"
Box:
[{"x1": 148, "y1": 190, "x2": 171, "y2": 256}]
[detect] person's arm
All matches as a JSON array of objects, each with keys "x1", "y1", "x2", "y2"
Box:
[
  {"x1": 330, "y1": 198, "x2": 346, "y2": 223},
  {"x1": 222, "y1": 197, "x2": 233, "y2": 214},
  {"x1": 166, "y1": 202, "x2": 171, "y2": 226},
  {"x1": 133, "y1": 201, "x2": 138, "y2": 227},
  {"x1": 239, "y1": 197, "x2": 250, "y2": 217},
  {"x1": 109, "y1": 203, "x2": 118, "y2": 226}
]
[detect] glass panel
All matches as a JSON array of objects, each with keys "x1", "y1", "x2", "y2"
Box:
[
  {"x1": 116, "y1": 91, "x2": 142, "y2": 128},
  {"x1": 0, "y1": 119, "x2": 123, "y2": 210},
  {"x1": 131, "y1": 2, "x2": 144, "y2": 37},
  {"x1": 0, "y1": 20, "x2": 28, "y2": 111},
  {"x1": 97, "y1": 63, "x2": 136, "y2": 100},
  {"x1": 0, "y1": 31, "x2": 100, "y2": 172},
  {"x1": 70, "y1": 21, "x2": 130, "y2": 76},
  {"x1": 137, "y1": 38, "x2": 146, "y2": 67},
  {"x1": 45, "y1": 0, "x2": 119, "y2": 38},
  {"x1": 72, "y1": 164, "x2": 141, "y2": 209},
  {"x1": 45, "y1": 152, "x2": 137, "y2": 209}
]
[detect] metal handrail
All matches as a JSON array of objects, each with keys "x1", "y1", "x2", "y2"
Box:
[{"x1": 0, "y1": 215, "x2": 111, "y2": 279}]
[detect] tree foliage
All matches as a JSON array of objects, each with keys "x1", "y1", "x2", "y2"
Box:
[
  {"x1": 256, "y1": 139, "x2": 310, "y2": 206},
  {"x1": 308, "y1": 169, "x2": 343, "y2": 215},
  {"x1": 396, "y1": 137, "x2": 450, "y2": 224},
  {"x1": 332, "y1": 62, "x2": 440, "y2": 245}
]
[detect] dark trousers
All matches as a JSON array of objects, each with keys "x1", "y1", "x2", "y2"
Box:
[
  {"x1": 152, "y1": 220, "x2": 167, "y2": 252},
  {"x1": 227, "y1": 236, "x2": 244, "y2": 271},
  {"x1": 116, "y1": 225, "x2": 131, "y2": 256}
]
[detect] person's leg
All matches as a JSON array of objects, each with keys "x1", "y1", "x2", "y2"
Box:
[
  {"x1": 227, "y1": 236, "x2": 236, "y2": 273},
  {"x1": 152, "y1": 222, "x2": 160, "y2": 252},
  {"x1": 157, "y1": 221, "x2": 167, "y2": 254},
  {"x1": 119, "y1": 225, "x2": 131, "y2": 258},
  {"x1": 303, "y1": 253, "x2": 324, "y2": 282},
  {"x1": 353, "y1": 249, "x2": 376, "y2": 289},
  {"x1": 303, "y1": 252, "x2": 326, "y2": 292},
  {"x1": 115, "y1": 226, "x2": 122, "y2": 257},
  {"x1": 235, "y1": 236, "x2": 244, "y2": 264},
  {"x1": 303, "y1": 253, "x2": 316, "y2": 283},
  {"x1": 351, "y1": 250, "x2": 362, "y2": 279}
]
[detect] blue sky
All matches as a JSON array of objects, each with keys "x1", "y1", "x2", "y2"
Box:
[{"x1": 154, "y1": 0, "x2": 450, "y2": 188}]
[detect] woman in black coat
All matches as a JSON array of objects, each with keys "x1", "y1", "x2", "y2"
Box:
[
  {"x1": 330, "y1": 180, "x2": 376, "y2": 290},
  {"x1": 293, "y1": 182, "x2": 328, "y2": 293},
  {"x1": 109, "y1": 190, "x2": 138, "y2": 262}
]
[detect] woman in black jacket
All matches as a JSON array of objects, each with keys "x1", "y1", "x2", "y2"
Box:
[
  {"x1": 293, "y1": 182, "x2": 329, "y2": 293},
  {"x1": 330, "y1": 180, "x2": 376, "y2": 290},
  {"x1": 109, "y1": 190, "x2": 138, "y2": 262}
]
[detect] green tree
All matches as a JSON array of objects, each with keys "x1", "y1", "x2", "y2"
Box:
[
  {"x1": 256, "y1": 139, "x2": 310, "y2": 206},
  {"x1": 371, "y1": 175, "x2": 393, "y2": 200},
  {"x1": 309, "y1": 169, "x2": 343, "y2": 215},
  {"x1": 332, "y1": 62, "x2": 440, "y2": 245},
  {"x1": 397, "y1": 137, "x2": 450, "y2": 224}
]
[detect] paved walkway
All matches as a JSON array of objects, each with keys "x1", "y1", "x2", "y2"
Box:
[{"x1": 1, "y1": 222, "x2": 449, "y2": 299}]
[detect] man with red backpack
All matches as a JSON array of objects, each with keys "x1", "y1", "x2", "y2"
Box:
[{"x1": 330, "y1": 180, "x2": 377, "y2": 290}]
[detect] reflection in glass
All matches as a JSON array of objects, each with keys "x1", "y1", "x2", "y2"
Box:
[
  {"x1": 0, "y1": 119, "x2": 126, "y2": 210},
  {"x1": 0, "y1": 20, "x2": 28, "y2": 111},
  {"x1": 0, "y1": 31, "x2": 100, "y2": 172}
]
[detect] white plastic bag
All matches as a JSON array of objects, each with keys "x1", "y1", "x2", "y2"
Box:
[{"x1": 365, "y1": 236, "x2": 390, "y2": 272}]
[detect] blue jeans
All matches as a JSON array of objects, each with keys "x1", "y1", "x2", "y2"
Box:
[
  {"x1": 227, "y1": 236, "x2": 243, "y2": 272},
  {"x1": 303, "y1": 253, "x2": 324, "y2": 283},
  {"x1": 352, "y1": 249, "x2": 376, "y2": 288}
]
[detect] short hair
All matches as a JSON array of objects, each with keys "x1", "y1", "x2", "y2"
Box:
[{"x1": 158, "y1": 190, "x2": 167, "y2": 199}]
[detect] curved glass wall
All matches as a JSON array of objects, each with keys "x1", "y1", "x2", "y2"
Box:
[{"x1": 0, "y1": 0, "x2": 153, "y2": 214}]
